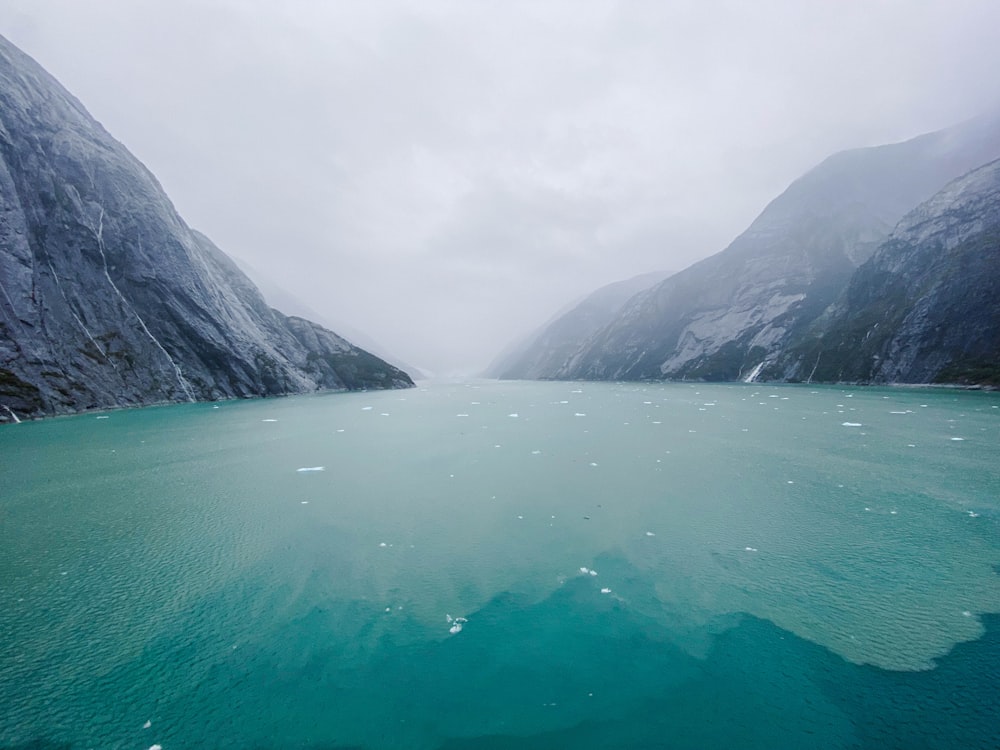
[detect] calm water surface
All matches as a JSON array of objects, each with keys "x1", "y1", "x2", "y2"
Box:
[{"x1": 1, "y1": 381, "x2": 998, "y2": 748}]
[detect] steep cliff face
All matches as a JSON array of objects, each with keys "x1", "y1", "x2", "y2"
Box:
[
  {"x1": 488, "y1": 270, "x2": 672, "y2": 379},
  {"x1": 0, "y1": 36, "x2": 412, "y2": 421},
  {"x1": 773, "y1": 159, "x2": 1000, "y2": 385},
  {"x1": 547, "y1": 114, "x2": 1000, "y2": 382}
]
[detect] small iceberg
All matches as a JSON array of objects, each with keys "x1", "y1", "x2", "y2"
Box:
[
  {"x1": 841, "y1": 422, "x2": 862, "y2": 427},
  {"x1": 296, "y1": 466, "x2": 325, "y2": 472},
  {"x1": 446, "y1": 614, "x2": 468, "y2": 634},
  {"x1": 600, "y1": 588, "x2": 611, "y2": 594}
]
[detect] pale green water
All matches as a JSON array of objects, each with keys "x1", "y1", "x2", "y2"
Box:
[{"x1": 1, "y1": 381, "x2": 998, "y2": 749}]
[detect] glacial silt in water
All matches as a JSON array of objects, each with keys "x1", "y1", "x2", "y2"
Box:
[{"x1": 1, "y1": 381, "x2": 998, "y2": 748}]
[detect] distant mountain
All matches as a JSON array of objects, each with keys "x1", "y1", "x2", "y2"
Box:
[
  {"x1": 541, "y1": 114, "x2": 1000, "y2": 383},
  {"x1": 0, "y1": 35, "x2": 412, "y2": 422},
  {"x1": 488, "y1": 270, "x2": 672, "y2": 379},
  {"x1": 771, "y1": 158, "x2": 1000, "y2": 385},
  {"x1": 232, "y1": 257, "x2": 429, "y2": 379}
]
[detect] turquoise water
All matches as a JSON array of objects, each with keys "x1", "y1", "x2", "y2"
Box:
[{"x1": 1, "y1": 381, "x2": 998, "y2": 749}]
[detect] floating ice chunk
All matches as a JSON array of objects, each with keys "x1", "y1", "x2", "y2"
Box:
[
  {"x1": 571, "y1": 389, "x2": 582, "y2": 393},
  {"x1": 841, "y1": 422, "x2": 862, "y2": 427},
  {"x1": 575, "y1": 413, "x2": 586, "y2": 417},
  {"x1": 143, "y1": 720, "x2": 151, "y2": 729},
  {"x1": 889, "y1": 411, "x2": 908, "y2": 415},
  {"x1": 559, "y1": 400, "x2": 569, "y2": 404},
  {"x1": 589, "y1": 569, "x2": 598, "y2": 576},
  {"x1": 968, "y1": 511, "x2": 980, "y2": 518},
  {"x1": 296, "y1": 466, "x2": 325, "y2": 472},
  {"x1": 379, "y1": 542, "x2": 387, "y2": 547},
  {"x1": 385, "y1": 607, "x2": 391, "y2": 612},
  {"x1": 745, "y1": 547, "x2": 758, "y2": 552},
  {"x1": 950, "y1": 437, "x2": 965, "y2": 441},
  {"x1": 300, "y1": 501, "x2": 309, "y2": 505},
  {"x1": 517, "y1": 515, "x2": 524, "y2": 520},
  {"x1": 261, "y1": 418, "x2": 278, "y2": 422},
  {"x1": 531, "y1": 450, "x2": 541, "y2": 454},
  {"x1": 456, "y1": 413, "x2": 470, "y2": 417},
  {"x1": 963, "y1": 611, "x2": 973, "y2": 617},
  {"x1": 580, "y1": 567, "x2": 590, "y2": 574},
  {"x1": 645, "y1": 531, "x2": 655, "y2": 537},
  {"x1": 589, "y1": 462, "x2": 598, "y2": 467},
  {"x1": 380, "y1": 413, "x2": 390, "y2": 416},
  {"x1": 149, "y1": 745, "x2": 162, "y2": 750},
  {"x1": 601, "y1": 588, "x2": 612, "y2": 594},
  {"x1": 890, "y1": 510, "x2": 898, "y2": 515},
  {"x1": 362, "y1": 406, "x2": 373, "y2": 411},
  {"x1": 787, "y1": 480, "x2": 794, "y2": 484},
  {"x1": 96, "y1": 415, "x2": 110, "y2": 420},
  {"x1": 508, "y1": 413, "x2": 519, "y2": 418},
  {"x1": 447, "y1": 615, "x2": 468, "y2": 634}
]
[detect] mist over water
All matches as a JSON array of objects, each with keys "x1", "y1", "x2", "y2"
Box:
[{"x1": 2, "y1": 381, "x2": 998, "y2": 748}]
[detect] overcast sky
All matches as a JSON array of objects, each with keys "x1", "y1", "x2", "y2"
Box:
[{"x1": 4, "y1": 1, "x2": 1000, "y2": 375}]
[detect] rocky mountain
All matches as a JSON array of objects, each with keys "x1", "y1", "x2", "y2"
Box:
[
  {"x1": 0, "y1": 35, "x2": 412, "y2": 422},
  {"x1": 542, "y1": 114, "x2": 1000, "y2": 383},
  {"x1": 488, "y1": 269, "x2": 672, "y2": 379},
  {"x1": 770, "y1": 158, "x2": 1000, "y2": 385}
]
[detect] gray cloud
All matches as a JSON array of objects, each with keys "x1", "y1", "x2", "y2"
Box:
[{"x1": 5, "y1": 0, "x2": 1000, "y2": 374}]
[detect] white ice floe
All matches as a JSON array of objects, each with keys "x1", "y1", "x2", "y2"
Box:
[
  {"x1": 950, "y1": 437, "x2": 965, "y2": 441},
  {"x1": 963, "y1": 611, "x2": 973, "y2": 617},
  {"x1": 841, "y1": 422, "x2": 862, "y2": 427},
  {"x1": 362, "y1": 406, "x2": 373, "y2": 410},
  {"x1": 745, "y1": 547, "x2": 758, "y2": 552},
  {"x1": 96, "y1": 415, "x2": 110, "y2": 420},
  {"x1": 531, "y1": 450, "x2": 541, "y2": 454},
  {"x1": 575, "y1": 413, "x2": 587, "y2": 417},
  {"x1": 446, "y1": 614, "x2": 468, "y2": 634},
  {"x1": 589, "y1": 569, "x2": 598, "y2": 576},
  {"x1": 379, "y1": 542, "x2": 387, "y2": 547},
  {"x1": 143, "y1": 721, "x2": 151, "y2": 729},
  {"x1": 968, "y1": 511, "x2": 980, "y2": 518},
  {"x1": 261, "y1": 418, "x2": 278, "y2": 422},
  {"x1": 300, "y1": 501, "x2": 309, "y2": 505},
  {"x1": 589, "y1": 462, "x2": 598, "y2": 467},
  {"x1": 601, "y1": 588, "x2": 612, "y2": 594},
  {"x1": 148, "y1": 745, "x2": 162, "y2": 750},
  {"x1": 456, "y1": 413, "x2": 470, "y2": 417},
  {"x1": 508, "y1": 413, "x2": 519, "y2": 418},
  {"x1": 517, "y1": 515, "x2": 524, "y2": 519},
  {"x1": 580, "y1": 567, "x2": 590, "y2": 574},
  {"x1": 296, "y1": 467, "x2": 325, "y2": 472},
  {"x1": 645, "y1": 531, "x2": 656, "y2": 537}
]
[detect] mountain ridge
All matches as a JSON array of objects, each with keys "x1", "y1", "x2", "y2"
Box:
[
  {"x1": 0, "y1": 35, "x2": 412, "y2": 422},
  {"x1": 533, "y1": 114, "x2": 1000, "y2": 384}
]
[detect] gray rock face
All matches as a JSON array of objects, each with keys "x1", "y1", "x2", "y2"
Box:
[
  {"x1": 488, "y1": 269, "x2": 672, "y2": 379},
  {"x1": 775, "y1": 158, "x2": 1000, "y2": 385},
  {"x1": 545, "y1": 114, "x2": 1000, "y2": 382},
  {"x1": 0, "y1": 36, "x2": 412, "y2": 421}
]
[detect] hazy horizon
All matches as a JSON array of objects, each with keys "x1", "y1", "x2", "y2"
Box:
[{"x1": 5, "y1": 1, "x2": 1000, "y2": 376}]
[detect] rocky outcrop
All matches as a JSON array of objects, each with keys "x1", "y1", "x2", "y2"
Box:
[
  {"x1": 488, "y1": 270, "x2": 672, "y2": 379},
  {"x1": 543, "y1": 114, "x2": 1000, "y2": 382},
  {"x1": 772, "y1": 158, "x2": 1000, "y2": 385},
  {"x1": 0, "y1": 35, "x2": 412, "y2": 421}
]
